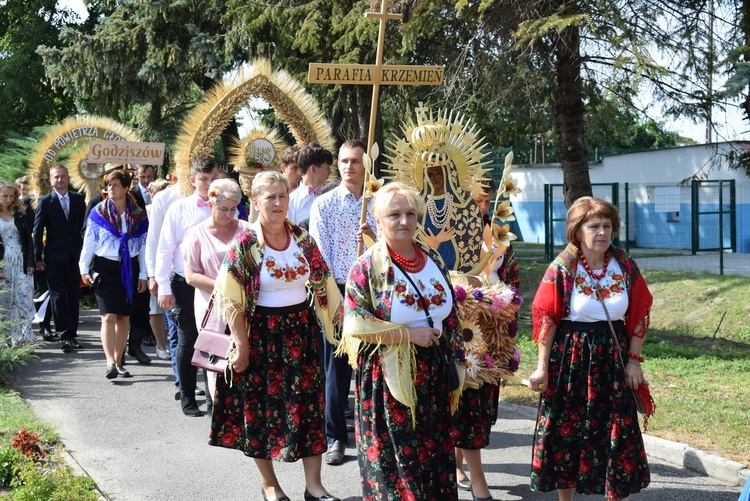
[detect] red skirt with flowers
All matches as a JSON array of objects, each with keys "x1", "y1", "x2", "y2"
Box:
[
  {"x1": 355, "y1": 346, "x2": 458, "y2": 501},
  {"x1": 452, "y1": 383, "x2": 499, "y2": 449},
  {"x1": 530, "y1": 320, "x2": 649, "y2": 497},
  {"x1": 209, "y1": 302, "x2": 327, "y2": 462}
]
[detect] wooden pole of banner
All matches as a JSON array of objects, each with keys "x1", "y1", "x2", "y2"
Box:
[{"x1": 308, "y1": 0, "x2": 444, "y2": 256}]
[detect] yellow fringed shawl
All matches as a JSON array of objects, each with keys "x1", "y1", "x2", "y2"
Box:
[{"x1": 336, "y1": 240, "x2": 465, "y2": 424}]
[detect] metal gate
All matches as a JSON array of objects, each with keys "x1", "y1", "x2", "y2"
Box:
[
  {"x1": 543, "y1": 183, "x2": 620, "y2": 261},
  {"x1": 691, "y1": 179, "x2": 736, "y2": 274}
]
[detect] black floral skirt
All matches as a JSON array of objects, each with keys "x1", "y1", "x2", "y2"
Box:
[
  {"x1": 530, "y1": 320, "x2": 650, "y2": 498},
  {"x1": 208, "y1": 301, "x2": 327, "y2": 462},
  {"x1": 355, "y1": 346, "x2": 457, "y2": 501},
  {"x1": 452, "y1": 383, "x2": 499, "y2": 449}
]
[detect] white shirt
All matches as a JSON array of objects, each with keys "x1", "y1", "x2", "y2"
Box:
[
  {"x1": 287, "y1": 183, "x2": 318, "y2": 225},
  {"x1": 155, "y1": 193, "x2": 211, "y2": 295},
  {"x1": 145, "y1": 183, "x2": 181, "y2": 278},
  {"x1": 390, "y1": 258, "x2": 453, "y2": 336},
  {"x1": 256, "y1": 238, "x2": 310, "y2": 307},
  {"x1": 308, "y1": 184, "x2": 376, "y2": 284},
  {"x1": 79, "y1": 213, "x2": 147, "y2": 280},
  {"x1": 563, "y1": 259, "x2": 629, "y2": 322}
]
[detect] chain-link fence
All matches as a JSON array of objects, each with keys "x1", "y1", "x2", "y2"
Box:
[{"x1": 509, "y1": 181, "x2": 750, "y2": 276}]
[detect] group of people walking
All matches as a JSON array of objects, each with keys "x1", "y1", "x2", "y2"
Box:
[{"x1": 0, "y1": 139, "x2": 653, "y2": 501}]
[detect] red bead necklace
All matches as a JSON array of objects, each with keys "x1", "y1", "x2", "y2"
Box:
[
  {"x1": 263, "y1": 227, "x2": 291, "y2": 251},
  {"x1": 388, "y1": 243, "x2": 426, "y2": 273},
  {"x1": 578, "y1": 248, "x2": 610, "y2": 280}
]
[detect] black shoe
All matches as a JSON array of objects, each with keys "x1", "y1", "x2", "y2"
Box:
[
  {"x1": 105, "y1": 364, "x2": 118, "y2": 379},
  {"x1": 127, "y1": 345, "x2": 152, "y2": 364},
  {"x1": 70, "y1": 339, "x2": 83, "y2": 349},
  {"x1": 41, "y1": 329, "x2": 59, "y2": 342},
  {"x1": 304, "y1": 489, "x2": 340, "y2": 501},
  {"x1": 143, "y1": 334, "x2": 156, "y2": 347},
  {"x1": 115, "y1": 365, "x2": 131, "y2": 378},
  {"x1": 344, "y1": 406, "x2": 354, "y2": 420},
  {"x1": 457, "y1": 479, "x2": 471, "y2": 491},
  {"x1": 346, "y1": 423, "x2": 355, "y2": 432},
  {"x1": 324, "y1": 440, "x2": 345, "y2": 465},
  {"x1": 182, "y1": 402, "x2": 203, "y2": 417},
  {"x1": 61, "y1": 340, "x2": 73, "y2": 353},
  {"x1": 261, "y1": 488, "x2": 290, "y2": 501}
]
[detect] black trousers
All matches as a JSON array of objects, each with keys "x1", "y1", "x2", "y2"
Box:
[
  {"x1": 324, "y1": 283, "x2": 353, "y2": 443},
  {"x1": 171, "y1": 273, "x2": 199, "y2": 405},
  {"x1": 45, "y1": 258, "x2": 80, "y2": 341}
]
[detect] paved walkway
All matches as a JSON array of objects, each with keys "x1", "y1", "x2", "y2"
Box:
[{"x1": 8, "y1": 309, "x2": 747, "y2": 500}]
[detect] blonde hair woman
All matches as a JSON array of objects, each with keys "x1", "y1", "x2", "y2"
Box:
[
  {"x1": 338, "y1": 181, "x2": 466, "y2": 500},
  {"x1": 209, "y1": 171, "x2": 341, "y2": 501},
  {"x1": 0, "y1": 180, "x2": 36, "y2": 347},
  {"x1": 182, "y1": 179, "x2": 246, "y2": 399}
]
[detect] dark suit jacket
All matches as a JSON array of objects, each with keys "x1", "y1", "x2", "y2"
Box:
[
  {"x1": 0, "y1": 211, "x2": 34, "y2": 270},
  {"x1": 84, "y1": 189, "x2": 146, "y2": 223},
  {"x1": 34, "y1": 190, "x2": 86, "y2": 263}
]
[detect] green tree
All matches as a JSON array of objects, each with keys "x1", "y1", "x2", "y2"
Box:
[
  {"x1": 37, "y1": 0, "x2": 237, "y2": 148},
  {"x1": 403, "y1": 0, "x2": 732, "y2": 206},
  {"x1": 0, "y1": 0, "x2": 75, "y2": 138}
]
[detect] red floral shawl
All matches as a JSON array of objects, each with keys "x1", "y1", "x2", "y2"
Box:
[{"x1": 531, "y1": 243, "x2": 652, "y2": 343}]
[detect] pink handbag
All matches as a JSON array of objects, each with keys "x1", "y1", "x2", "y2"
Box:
[{"x1": 191, "y1": 298, "x2": 230, "y2": 374}]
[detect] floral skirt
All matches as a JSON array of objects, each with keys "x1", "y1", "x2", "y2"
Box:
[
  {"x1": 208, "y1": 301, "x2": 327, "y2": 462},
  {"x1": 530, "y1": 320, "x2": 650, "y2": 498},
  {"x1": 355, "y1": 346, "x2": 457, "y2": 501},
  {"x1": 452, "y1": 383, "x2": 499, "y2": 449}
]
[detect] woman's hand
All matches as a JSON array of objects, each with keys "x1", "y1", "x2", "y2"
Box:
[
  {"x1": 408, "y1": 326, "x2": 441, "y2": 348},
  {"x1": 137, "y1": 279, "x2": 147, "y2": 293},
  {"x1": 231, "y1": 341, "x2": 250, "y2": 373},
  {"x1": 26, "y1": 266, "x2": 35, "y2": 275},
  {"x1": 528, "y1": 368, "x2": 549, "y2": 393},
  {"x1": 81, "y1": 273, "x2": 93, "y2": 286},
  {"x1": 625, "y1": 361, "x2": 645, "y2": 390}
]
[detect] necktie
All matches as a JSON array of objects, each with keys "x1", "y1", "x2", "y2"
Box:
[
  {"x1": 197, "y1": 197, "x2": 208, "y2": 208},
  {"x1": 61, "y1": 195, "x2": 69, "y2": 220},
  {"x1": 308, "y1": 185, "x2": 322, "y2": 196},
  {"x1": 143, "y1": 188, "x2": 152, "y2": 205}
]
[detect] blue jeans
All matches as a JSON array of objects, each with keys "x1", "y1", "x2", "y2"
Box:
[{"x1": 165, "y1": 309, "x2": 179, "y2": 386}]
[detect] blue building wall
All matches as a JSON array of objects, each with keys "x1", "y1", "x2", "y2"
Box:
[{"x1": 513, "y1": 200, "x2": 750, "y2": 253}]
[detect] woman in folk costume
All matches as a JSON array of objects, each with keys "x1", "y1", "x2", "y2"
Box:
[
  {"x1": 454, "y1": 175, "x2": 521, "y2": 501},
  {"x1": 338, "y1": 182, "x2": 466, "y2": 501},
  {"x1": 209, "y1": 171, "x2": 341, "y2": 501},
  {"x1": 528, "y1": 197, "x2": 652, "y2": 500},
  {"x1": 385, "y1": 104, "x2": 520, "y2": 501},
  {"x1": 79, "y1": 170, "x2": 148, "y2": 379}
]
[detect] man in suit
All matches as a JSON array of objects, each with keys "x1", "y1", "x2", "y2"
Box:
[
  {"x1": 134, "y1": 165, "x2": 155, "y2": 205},
  {"x1": 34, "y1": 164, "x2": 86, "y2": 352}
]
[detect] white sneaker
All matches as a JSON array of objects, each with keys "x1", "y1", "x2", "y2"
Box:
[{"x1": 155, "y1": 348, "x2": 171, "y2": 360}]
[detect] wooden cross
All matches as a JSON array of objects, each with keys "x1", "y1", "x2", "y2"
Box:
[{"x1": 308, "y1": 0, "x2": 445, "y2": 254}]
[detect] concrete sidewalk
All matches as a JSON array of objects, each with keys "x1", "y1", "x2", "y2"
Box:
[{"x1": 8, "y1": 309, "x2": 747, "y2": 500}]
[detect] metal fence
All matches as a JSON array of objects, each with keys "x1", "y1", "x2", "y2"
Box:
[{"x1": 508, "y1": 181, "x2": 750, "y2": 276}]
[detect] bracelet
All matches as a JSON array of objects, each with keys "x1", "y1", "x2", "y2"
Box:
[
  {"x1": 627, "y1": 351, "x2": 644, "y2": 363},
  {"x1": 627, "y1": 359, "x2": 641, "y2": 366}
]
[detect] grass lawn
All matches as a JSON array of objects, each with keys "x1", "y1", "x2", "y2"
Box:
[{"x1": 501, "y1": 246, "x2": 750, "y2": 467}]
